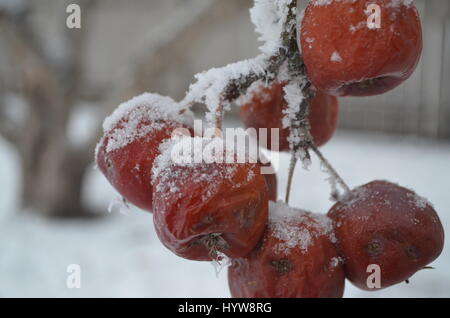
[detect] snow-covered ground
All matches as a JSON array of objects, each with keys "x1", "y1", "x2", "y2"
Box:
[{"x1": 0, "y1": 129, "x2": 449, "y2": 298}]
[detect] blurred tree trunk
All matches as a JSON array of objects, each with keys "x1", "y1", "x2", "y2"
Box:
[
  {"x1": 12, "y1": 53, "x2": 93, "y2": 217},
  {"x1": 0, "y1": 1, "x2": 96, "y2": 218},
  {"x1": 20, "y1": 143, "x2": 91, "y2": 217},
  {"x1": 18, "y1": 103, "x2": 92, "y2": 217},
  {"x1": 0, "y1": 0, "x2": 232, "y2": 218}
]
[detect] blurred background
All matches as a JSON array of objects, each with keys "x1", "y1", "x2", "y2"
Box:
[{"x1": 0, "y1": 0, "x2": 449, "y2": 297}]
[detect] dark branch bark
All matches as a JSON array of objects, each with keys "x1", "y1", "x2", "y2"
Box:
[{"x1": 222, "y1": 53, "x2": 287, "y2": 103}]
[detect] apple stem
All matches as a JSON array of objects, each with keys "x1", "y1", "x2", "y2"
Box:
[
  {"x1": 310, "y1": 144, "x2": 351, "y2": 195},
  {"x1": 285, "y1": 154, "x2": 298, "y2": 204},
  {"x1": 215, "y1": 100, "x2": 224, "y2": 133},
  {"x1": 202, "y1": 233, "x2": 230, "y2": 260}
]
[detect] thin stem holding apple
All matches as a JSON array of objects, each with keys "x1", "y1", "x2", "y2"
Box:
[
  {"x1": 310, "y1": 144, "x2": 351, "y2": 195},
  {"x1": 285, "y1": 154, "x2": 297, "y2": 204},
  {"x1": 187, "y1": 0, "x2": 351, "y2": 203}
]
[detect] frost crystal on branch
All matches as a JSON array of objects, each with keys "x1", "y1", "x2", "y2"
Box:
[
  {"x1": 181, "y1": 0, "x2": 298, "y2": 130},
  {"x1": 250, "y1": 0, "x2": 297, "y2": 55},
  {"x1": 182, "y1": 55, "x2": 271, "y2": 128},
  {"x1": 165, "y1": 0, "x2": 347, "y2": 202},
  {"x1": 282, "y1": 81, "x2": 305, "y2": 129},
  {"x1": 282, "y1": 78, "x2": 313, "y2": 168}
]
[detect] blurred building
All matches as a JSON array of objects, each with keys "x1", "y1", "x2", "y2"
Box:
[
  {"x1": 337, "y1": 0, "x2": 450, "y2": 138},
  {"x1": 85, "y1": 0, "x2": 450, "y2": 139},
  {"x1": 1, "y1": 0, "x2": 450, "y2": 138}
]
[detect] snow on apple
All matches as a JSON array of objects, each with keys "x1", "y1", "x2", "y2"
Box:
[{"x1": 94, "y1": 0, "x2": 444, "y2": 298}]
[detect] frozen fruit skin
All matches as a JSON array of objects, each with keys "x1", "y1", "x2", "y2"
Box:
[
  {"x1": 152, "y1": 138, "x2": 269, "y2": 261},
  {"x1": 96, "y1": 93, "x2": 193, "y2": 212},
  {"x1": 240, "y1": 82, "x2": 289, "y2": 151},
  {"x1": 153, "y1": 164, "x2": 269, "y2": 261},
  {"x1": 309, "y1": 90, "x2": 339, "y2": 147},
  {"x1": 328, "y1": 181, "x2": 445, "y2": 291},
  {"x1": 240, "y1": 82, "x2": 339, "y2": 151},
  {"x1": 300, "y1": 0, "x2": 422, "y2": 97},
  {"x1": 97, "y1": 123, "x2": 184, "y2": 212},
  {"x1": 228, "y1": 202, "x2": 345, "y2": 298}
]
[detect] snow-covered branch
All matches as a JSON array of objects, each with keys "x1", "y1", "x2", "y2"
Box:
[
  {"x1": 181, "y1": 0, "x2": 299, "y2": 129},
  {"x1": 182, "y1": 53, "x2": 285, "y2": 128}
]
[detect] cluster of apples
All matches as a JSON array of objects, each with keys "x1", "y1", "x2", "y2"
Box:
[
  {"x1": 96, "y1": 0, "x2": 444, "y2": 298},
  {"x1": 240, "y1": 0, "x2": 423, "y2": 148},
  {"x1": 96, "y1": 93, "x2": 276, "y2": 262}
]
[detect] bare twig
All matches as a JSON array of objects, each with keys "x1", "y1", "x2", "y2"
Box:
[
  {"x1": 280, "y1": 0, "x2": 352, "y2": 200},
  {"x1": 283, "y1": 0, "x2": 314, "y2": 200},
  {"x1": 310, "y1": 144, "x2": 351, "y2": 194},
  {"x1": 215, "y1": 100, "x2": 225, "y2": 132},
  {"x1": 285, "y1": 155, "x2": 298, "y2": 204}
]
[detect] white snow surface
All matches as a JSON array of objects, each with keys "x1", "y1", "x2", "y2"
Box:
[{"x1": 1, "y1": 127, "x2": 450, "y2": 298}]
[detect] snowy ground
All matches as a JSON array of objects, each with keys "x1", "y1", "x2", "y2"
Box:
[{"x1": 0, "y1": 129, "x2": 449, "y2": 298}]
